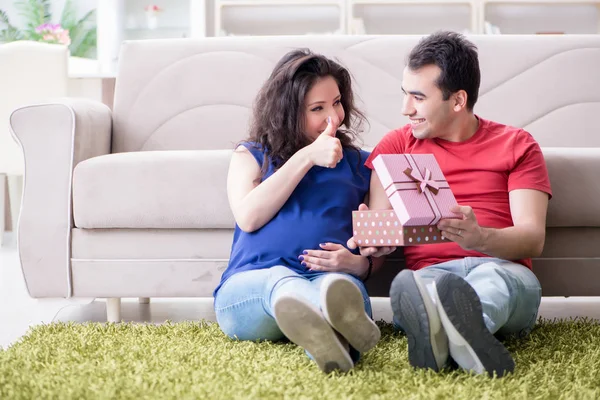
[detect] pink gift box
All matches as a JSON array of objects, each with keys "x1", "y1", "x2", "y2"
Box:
[{"x1": 353, "y1": 154, "x2": 459, "y2": 246}]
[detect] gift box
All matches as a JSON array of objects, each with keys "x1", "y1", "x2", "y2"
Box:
[{"x1": 352, "y1": 154, "x2": 459, "y2": 246}]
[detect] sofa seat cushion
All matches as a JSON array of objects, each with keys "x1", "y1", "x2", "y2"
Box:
[
  {"x1": 72, "y1": 147, "x2": 600, "y2": 230},
  {"x1": 73, "y1": 150, "x2": 235, "y2": 229}
]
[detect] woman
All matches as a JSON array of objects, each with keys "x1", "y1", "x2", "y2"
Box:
[{"x1": 213, "y1": 49, "x2": 379, "y2": 373}]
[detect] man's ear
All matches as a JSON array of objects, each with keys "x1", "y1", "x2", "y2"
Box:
[{"x1": 453, "y1": 90, "x2": 468, "y2": 112}]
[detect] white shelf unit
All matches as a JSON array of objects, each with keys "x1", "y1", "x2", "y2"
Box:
[
  {"x1": 348, "y1": 0, "x2": 480, "y2": 34},
  {"x1": 122, "y1": 0, "x2": 206, "y2": 39},
  {"x1": 95, "y1": 0, "x2": 600, "y2": 72},
  {"x1": 214, "y1": 0, "x2": 347, "y2": 36},
  {"x1": 212, "y1": 0, "x2": 600, "y2": 35},
  {"x1": 97, "y1": 0, "x2": 206, "y2": 73},
  {"x1": 481, "y1": 0, "x2": 600, "y2": 34}
]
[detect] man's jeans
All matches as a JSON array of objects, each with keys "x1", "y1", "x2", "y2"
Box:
[
  {"x1": 214, "y1": 265, "x2": 372, "y2": 341},
  {"x1": 395, "y1": 257, "x2": 542, "y2": 338}
]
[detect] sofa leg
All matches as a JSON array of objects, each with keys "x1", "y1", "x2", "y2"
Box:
[
  {"x1": 139, "y1": 297, "x2": 150, "y2": 304},
  {"x1": 106, "y1": 298, "x2": 121, "y2": 322}
]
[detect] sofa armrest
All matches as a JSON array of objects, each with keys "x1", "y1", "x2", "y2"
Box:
[{"x1": 10, "y1": 98, "x2": 112, "y2": 297}]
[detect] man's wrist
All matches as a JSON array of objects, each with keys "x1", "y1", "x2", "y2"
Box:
[
  {"x1": 474, "y1": 227, "x2": 492, "y2": 253},
  {"x1": 362, "y1": 256, "x2": 373, "y2": 282}
]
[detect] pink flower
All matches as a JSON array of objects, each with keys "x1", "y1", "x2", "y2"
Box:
[
  {"x1": 144, "y1": 5, "x2": 162, "y2": 12},
  {"x1": 35, "y1": 23, "x2": 71, "y2": 46},
  {"x1": 35, "y1": 23, "x2": 61, "y2": 34}
]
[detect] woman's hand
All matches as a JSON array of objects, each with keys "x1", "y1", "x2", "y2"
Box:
[
  {"x1": 304, "y1": 116, "x2": 343, "y2": 168},
  {"x1": 299, "y1": 243, "x2": 369, "y2": 278}
]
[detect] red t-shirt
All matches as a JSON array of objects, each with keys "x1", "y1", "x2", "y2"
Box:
[{"x1": 366, "y1": 117, "x2": 552, "y2": 270}]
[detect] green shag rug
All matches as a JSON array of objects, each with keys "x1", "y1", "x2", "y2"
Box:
[{"x1": 1, "y1": 319, "x2": 599, "y2": 399}]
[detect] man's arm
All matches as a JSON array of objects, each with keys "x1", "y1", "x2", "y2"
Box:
[
  {"x1": 361, "y1": 172, "x2": 395, "y2": 272},
  {"x1": 438, "y1": 189, "x2": 549, "y2": 260},
  {"x1": 368, "y1": 171, "x2": 392, "y2": 210},
  {"x1": 479, "y1": 189, "x2": 549, "y2": 259}
]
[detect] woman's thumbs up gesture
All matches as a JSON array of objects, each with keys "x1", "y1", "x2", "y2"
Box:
[{"x1": 306, "y1": 116, "x2": 343, "y2": 168}]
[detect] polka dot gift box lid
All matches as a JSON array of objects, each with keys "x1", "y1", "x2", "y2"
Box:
[{"x1": 352, "y1": 154, "x2": 460, "y2": 247}]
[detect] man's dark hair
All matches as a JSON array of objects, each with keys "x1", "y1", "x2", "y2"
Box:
[{"x1": 407, "y1": 31, "x2": 480, "y2": 111}]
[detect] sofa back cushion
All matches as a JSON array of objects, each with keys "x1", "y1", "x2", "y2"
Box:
[{"x1": 112, "y1": 35, "x2": 600, "y2": 153}]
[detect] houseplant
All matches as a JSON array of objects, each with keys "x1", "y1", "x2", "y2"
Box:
[{"x1": 0, "y1": 0, "x2": 96, "y2": 58}]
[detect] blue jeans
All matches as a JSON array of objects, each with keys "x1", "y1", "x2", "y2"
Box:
[
  {"x1": 214, "y1": 265, "x2": 373, "y2": 342},
  {"x1": 394, "y1": 257, "x2": 542, "y2": 338}
]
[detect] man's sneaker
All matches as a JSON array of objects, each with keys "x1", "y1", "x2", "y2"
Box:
[
  {"x1": 320, "y1": 274, "x2": 381, "y2": 353},
  {"x1": 273, "y1": 293, "x2": 354, "y2": 373},
  {"x1": 390, "y1": 269, "x2": 449, "y2": 371},
  {"x1": 432, "y1": 272, "x2": 515, "y2": 377}
]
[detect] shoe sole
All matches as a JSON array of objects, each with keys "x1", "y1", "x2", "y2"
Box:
[
  {"x1": 321, "y1": 276, "x2": 381, "y2": 353},
  {"x1": 273, "y1": 294, "x2": 354, "y2": 373},
  {"x1": 433, "y1": 273, "x2": 515, "y2": 377},
  {"x1": 390, "y1": 269, "x2": 447, "y2": 371}
]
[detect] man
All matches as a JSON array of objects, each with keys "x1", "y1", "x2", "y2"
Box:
[{"x1": 350, "y1": 31, "x2": 552, "y2": 377}]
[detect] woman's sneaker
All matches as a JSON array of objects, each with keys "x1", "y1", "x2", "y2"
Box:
[
  {"x1": 273, "y1": 293, "x2": 354, "y2": 373},
  {"x1": 320, "y1": 274, "x2": 381, "y2": 353},
  {"x1": 432, "y1": 272, "x2": 515, "y2": 377},
  {"x1": 390, "y1": 269, "x2": 449, "y2": 371}
]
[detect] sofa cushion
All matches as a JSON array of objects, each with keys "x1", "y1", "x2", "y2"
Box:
[
  {"x1": 72, "y1": 150, "x2": 235, "y2": 229},
  {"x1": 72, "y1": 147, "x2": 600, "y2": 230}
]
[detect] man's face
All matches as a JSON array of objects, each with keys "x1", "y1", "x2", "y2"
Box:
[{"x1": 401, "y1": 65, "x2": 455, "y2": 140}]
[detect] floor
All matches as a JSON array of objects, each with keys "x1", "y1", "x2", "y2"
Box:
[{"x1": 2, "y1": 232, "x2": 600, "y2": 349}]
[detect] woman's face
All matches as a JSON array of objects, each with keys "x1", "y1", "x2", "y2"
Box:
[{"x1": 303, "y1": 76, "x2": 345, "y2": 141}]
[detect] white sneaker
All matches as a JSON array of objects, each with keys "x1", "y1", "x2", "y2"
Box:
[
  {"x1": 320, "y1": 274, "x2": 381, "y2": 353},
  {"x1": 432, "y1": 272, "x2": 515, "y2": 377},
  {"x1": 390, "y1": 269, "x2": 449, "y2": 371},
  {"x1": 273, "y1": 293, "x2": 354, "y2": 373}
]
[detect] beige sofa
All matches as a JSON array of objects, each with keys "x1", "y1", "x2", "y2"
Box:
[{"x1": 10, "y1": 35, "x2": 600, "y2": 322}]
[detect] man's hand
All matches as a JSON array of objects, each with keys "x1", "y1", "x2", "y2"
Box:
[
  {"x1": 439, "y1": 190, "x2": 548, "y2": 260},
  {"x1": 347, "y1": 203, "x2": 397, "y2": 257},
  {"x1": 437, "y1": 205, "x2": 485, "y2": 251}
]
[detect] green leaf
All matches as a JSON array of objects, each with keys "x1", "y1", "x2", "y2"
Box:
[
  {"x1": 70, "y1": 27, "x2": 96, "y2": 58},
  {"x1": 15, "y1": 0, "x2": 52, "y2": 35},
  {"x1": 0, "y1": 9, "x2": 23, "y2": 42},
  {"x1": 62, "y1": 7, "x2": 96, "y2": 58},
  {"x1": 0, "y1": 9, "x2": 11, "y2": 27},
  {"x1": 59, "y1": 0, "x2": 77, "y2": 29},
  {"x1": 62, "y1": 8, "x2": 95, "y2": 39},
  {"x1": 0, "y1": 28, "x2": 22, "y2": 42}
]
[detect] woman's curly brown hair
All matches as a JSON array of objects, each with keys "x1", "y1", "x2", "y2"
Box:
[{"x1": 246, "y1": 49, "x2": 367, "y2": 175}]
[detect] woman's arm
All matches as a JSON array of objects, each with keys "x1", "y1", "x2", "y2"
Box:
[
  {"x1": 229, "y1": 119, "x2": 343, "y2": 232},
  {"x1": 227, "y1": 145, "x2": 313, "y2": 232}
]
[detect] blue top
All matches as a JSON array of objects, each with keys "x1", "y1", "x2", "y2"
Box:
[{"x1": 214, "y1": 142, "x2": 371, "y2": 296}]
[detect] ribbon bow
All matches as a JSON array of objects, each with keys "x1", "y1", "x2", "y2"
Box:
[{"x1": 403, "y1": 167, "x2": 440, "y2": 195}]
